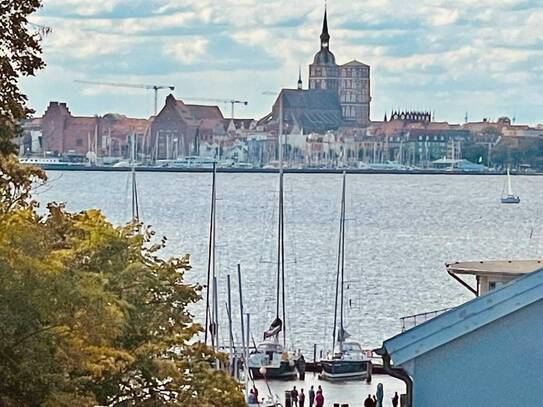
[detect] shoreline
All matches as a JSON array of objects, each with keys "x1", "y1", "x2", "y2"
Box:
[{"x1": 33, "y1": 164, "x2": 539, "y2": 176}]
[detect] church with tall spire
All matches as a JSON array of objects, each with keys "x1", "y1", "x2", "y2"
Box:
[
  {"x1": 308, "y1": 6, "x2": 371, "y2": 126},
  {"x1": 260, "y1": 6, "x2": 372, "y2": 134}
]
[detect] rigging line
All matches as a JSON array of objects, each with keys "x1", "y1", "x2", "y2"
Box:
[{"x1": 204, "y1": 163, "x2": 216, "y2": 346}]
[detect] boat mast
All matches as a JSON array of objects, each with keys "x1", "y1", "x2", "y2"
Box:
[
  {"x1": 340, "y1": 171, "x2": 346, "y2": 349},
  {"x1": 332, "y1": 172, "x2": 347, "y2": 353},
  {"x1": 131, "y1": 132, "x2": 139, "y2": 222},
  {"x1": 204, "y1": 162, "x2": 217, "y2": 348},
  {"x1": 275, "y1": 93, "x2": 287, "y2": 347}
]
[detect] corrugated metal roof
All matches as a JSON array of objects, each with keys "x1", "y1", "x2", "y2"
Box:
[{"x1": 381, "y1": 267, "x2": 543, "y2": 366}]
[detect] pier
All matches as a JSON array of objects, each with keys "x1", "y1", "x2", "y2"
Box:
[{"x1": 24, "y1": 163, "x2": 541, "y2": 176}]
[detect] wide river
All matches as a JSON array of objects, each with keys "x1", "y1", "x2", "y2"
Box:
[{"x1": 36, "y1": 171, "x2": 543, "y2": 403}]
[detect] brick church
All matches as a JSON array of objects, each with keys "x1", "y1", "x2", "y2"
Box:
[{"x1": 261, "y1": 7, "x2": 372, "y2": 134}]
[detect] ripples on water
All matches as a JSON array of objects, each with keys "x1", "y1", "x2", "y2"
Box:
[{"x1": 36, "y1": 171, "x2": 543, "y2": 354}]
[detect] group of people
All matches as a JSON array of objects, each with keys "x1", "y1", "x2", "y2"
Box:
[
  {"x1": 251, "y1": 384, "x2": 399, "y2": 407},
  {"x1": 363, "y1": 391, "x2": 399, "y2": 407},
  {"x1": 290, "y1": 385, "x2": 324, "y2": 407}
]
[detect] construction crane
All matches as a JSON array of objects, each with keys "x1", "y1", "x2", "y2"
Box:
[
  {"x1": 182, "y1": 97, "x2": 248, "y2": 120},
  {"x1": 74, "y1": 80, "x2": 175, "y2": 115}
]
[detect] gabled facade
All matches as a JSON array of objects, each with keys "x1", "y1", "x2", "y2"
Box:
[{"x1": 150, "y1": 94, "x2": 225, "y2": 160}]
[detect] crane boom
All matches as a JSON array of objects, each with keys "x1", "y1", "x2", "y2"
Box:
[
  {"x1": 74, "y1": 80, "x2": 174, "y2": 91},
  {"x1": 182, "y1": 97, "x2": 248, "y2": 120},
  {"x1": 74, "y1": 80, "x2": 175, "y2": 115}
]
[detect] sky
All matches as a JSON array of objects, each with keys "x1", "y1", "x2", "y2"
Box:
[{"x1": 22, "y1": 0, "x2": 543, "y2": 125}]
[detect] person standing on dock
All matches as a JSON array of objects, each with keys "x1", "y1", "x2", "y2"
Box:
[
  {"x1": 252, "y1": 385, "x2": 259, "y2": 401},
  {"x1": 291, "y1": 386, "x2": 299, "y2": 407},
  {"x1": 299, "y1": 388, "x2": 305, "y2": 407},
  {"x1": 308, "y1": 385, "x2": 315, "y2": 407},
  {"x1": 364, "y1": 394, "x2": 374, "y2": 407},
  {"x1": 315, "y1": 388, "x2": 324, "y2": 407},
  {"x1": 392, "y1": 392, "x2": 399, "y2": 407}
]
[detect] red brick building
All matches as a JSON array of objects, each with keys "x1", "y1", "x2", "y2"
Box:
[
  {"x1": 150, "y1": 94, "x2": 225, "y2": 160},
  {"x1": 23, "y1": 102, "x2": 149, "y2": 158}
]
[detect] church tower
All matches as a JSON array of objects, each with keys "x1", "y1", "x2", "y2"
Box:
[{"x1": 308, "y1": 7, "x2": 339, "y2": 92}]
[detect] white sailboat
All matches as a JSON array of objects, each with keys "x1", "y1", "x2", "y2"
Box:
[
  {"x1": 248, "y1": 95, "x2": 304, "y2": 380},
  {"x1": 320, "y1": 172, "x2": 372, "y2": 382},
  {"x1": 501, "y1": 168, "x2": 520, "y2": 204}
]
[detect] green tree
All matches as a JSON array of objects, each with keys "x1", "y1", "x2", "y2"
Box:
[
  {"x1": 0, "y1": 155, "x2": 245, "y2": 406},
  {"x1": 462, "y1": 141, "x2": 487, "y2": 165},
  {"x1": 1, "y1": 0, "x2": 47, "y2": 155}
]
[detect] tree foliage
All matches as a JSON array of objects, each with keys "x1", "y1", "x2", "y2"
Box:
[
  {"x1": 491, "y1": 138, "x2": 543, "y2": 169},
  {"x1": 0, "y1": 0, "x2": 47, "y2": 155},
  {"x1": 0, "y1": 157, "x2": 245, "y2": 406}
]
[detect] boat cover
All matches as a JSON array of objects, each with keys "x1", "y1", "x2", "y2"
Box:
[{"x1": 263, "y1": 317, "x2": 282, "y2": 340}]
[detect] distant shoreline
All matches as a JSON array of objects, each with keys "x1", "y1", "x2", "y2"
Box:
[{"x1": 33, "y1": 164, "x2": 541, "y2": 176}]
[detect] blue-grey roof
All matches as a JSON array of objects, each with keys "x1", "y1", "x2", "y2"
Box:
[
  {"x1": 273, "y1": 89, "x2": 343, "y2": 134},
  {"x1": 380, "y1": 267, "x2": 543, "y2": 366}
]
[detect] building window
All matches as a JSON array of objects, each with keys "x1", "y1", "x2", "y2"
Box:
[
  {"x1": 489, "y1": 281, "x2": 496, "y2": 291},
  {"x1": 76, "y1": 138, "x2": 83, "y2": 147}
]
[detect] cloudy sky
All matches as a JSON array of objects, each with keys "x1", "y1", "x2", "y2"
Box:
[{"x1": 22, "y1": 0, "x2": 543, "y2": 124}]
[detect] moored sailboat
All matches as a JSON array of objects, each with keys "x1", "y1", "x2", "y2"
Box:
[
  {"x1": 501, "y1": 168, "x2": 520, "y2": 204},
  {"x1": 320, "y1": 172, "x2": 372, "y2": 382},
  {"x1": 248, "y1": 96, "x2": 304, "y2": 381}
]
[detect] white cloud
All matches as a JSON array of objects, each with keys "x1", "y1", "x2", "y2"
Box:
[
  {"x1": 44, "y1": 0, "x2": 123, "y2": 16},
  {"x1": 429, "y1": 8, "x2": 459, "y2": 26},
  {"x1": 26, "y1": 0, "x2": 543, "y2": 124},
  {"x1": 162, "y1": 38, "x2": 209, "y2": 64}
]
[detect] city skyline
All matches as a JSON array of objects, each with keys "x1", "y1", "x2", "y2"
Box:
[{"x1": 22, "y1": 0, "x2": 543, "y2": 124}]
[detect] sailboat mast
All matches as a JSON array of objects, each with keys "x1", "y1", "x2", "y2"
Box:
[
  {"x1": 281, "y1": 175, "x2": 286, "y2": 347},
  {"x1": 277, "y1": 93, "x2": 287, "y2": 347},
  {"x1": 131, "y1": 133, "x2": 139, "y2": 222},
  {"x1": 204, "y1": 162, "x2": 217, "y2": 347},
  {"x1": 332, "y1": 172, "x2": 347, "y2": 352},
  {"x1": 339, "y1": 172, "x2": 346, "y2": 345}
]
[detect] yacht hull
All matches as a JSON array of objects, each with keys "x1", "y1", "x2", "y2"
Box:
[
  {"x1": 250, "y1": 360, "x2": 298, "y2": 380},
  {"x1": 320, "y1": 359, "x2": 371, "y2": 382},
  {"x1": 501, "y1": 195, "x2": 520, "y2": 204}
]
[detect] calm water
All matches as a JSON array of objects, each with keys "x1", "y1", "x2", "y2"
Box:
[{"x1": 36, "y1": 171, "x2": 543, "y2": 355}]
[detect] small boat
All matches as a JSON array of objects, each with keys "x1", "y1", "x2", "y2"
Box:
[
  {"x1": 501, "y1": 169, "x2": 520, "y2": 204},
  {"x1": 320, "y1": 172, "x2": 372, "y2": 382}
]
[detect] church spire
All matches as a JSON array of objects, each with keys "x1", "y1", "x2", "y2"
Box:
[
  {"x1": 297, "y1": 65, "x2": 302, "y2": 90},
  {"x1": 320, "y1": 5, "x2": 330, "y2": 49}
]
